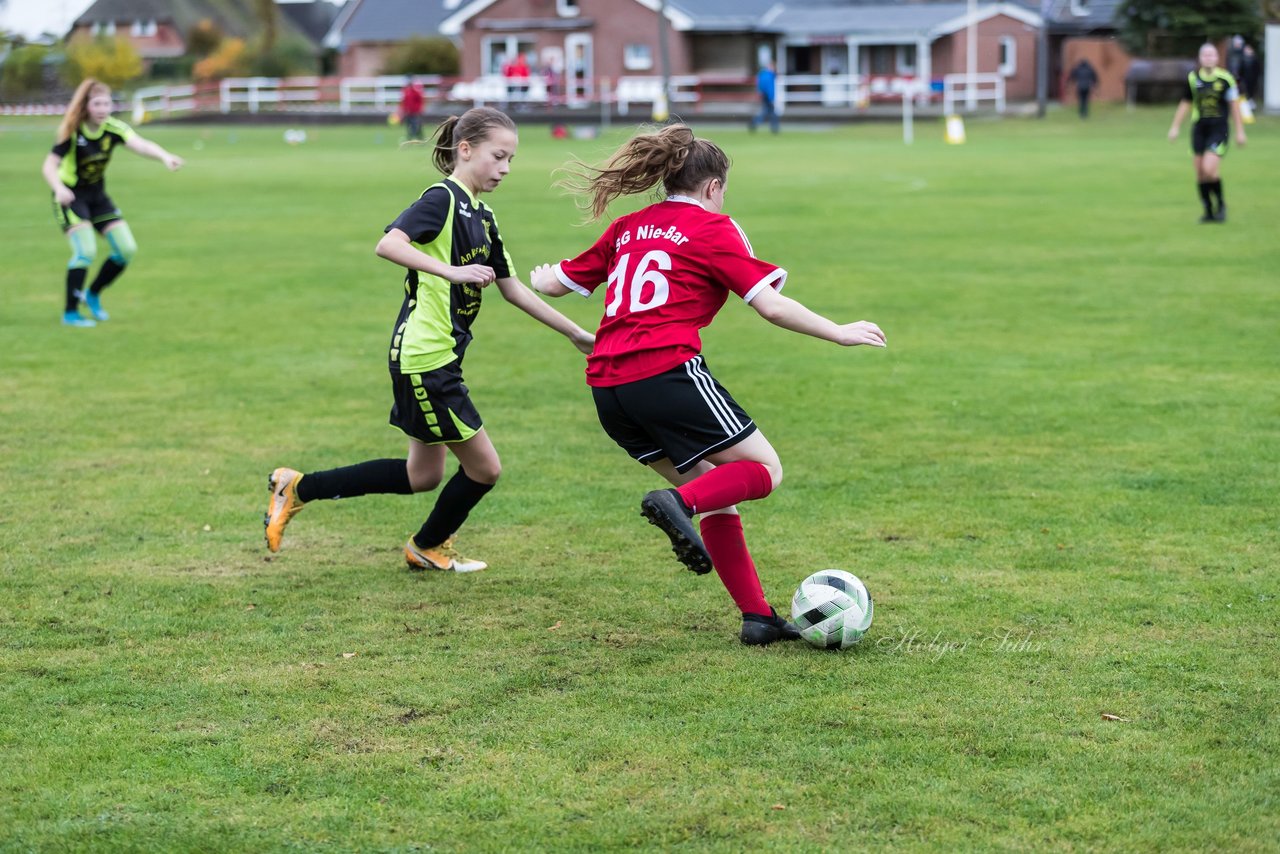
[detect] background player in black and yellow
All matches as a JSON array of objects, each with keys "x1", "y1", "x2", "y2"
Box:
[
  {"x1": 1167, "y1": 43, "x2": 1247, "y2": 223},
  {"x1": 41, "y1": 78, "x2": 184, "y2": 326},
  {"x1": 264, "y1": 107, "x2": 594, "y2": 572}
]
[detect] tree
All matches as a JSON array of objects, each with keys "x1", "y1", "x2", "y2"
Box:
[
  {"x1": 1115, "y1": 0, "x2": 1261, "y2": 57},
  {"x1": 64, "y1": 36, "x2": 143, "y2": 89},
  {"x1": 253, "y1": 0, "x2": 279, "y2": 54},
  {"x1": 1, "y1": 43, "x2": 52, "y2": 98},
  {"x1": 381, "y1": 37, "x2": 460, "y2": 76},
  {"x1": 193, "y1": 37, "x2": 249, "y2": 81},
  {"x1": 187, "y1": 19, "x2": 224, "y2": 58}
]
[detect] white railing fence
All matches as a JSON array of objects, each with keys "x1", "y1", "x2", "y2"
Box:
[
  {"x1": 776, "y1": 74, "x2": 867, "y2": 113},
  {"x1": 612, "y1": 75, "x2": 700, "y2": 115},
  {"x1": 339, "y1": 76, "x2": 445, "y2": 112},
  {"x1": 942, "y1": 72, "x2": 1006, "y2": 114},
  {"x1": 115, "y1": 73, "x2": 1009, "y2": 121},
  {"x1": 132, "y1": 84, "x2": 196, "y2": 122}
]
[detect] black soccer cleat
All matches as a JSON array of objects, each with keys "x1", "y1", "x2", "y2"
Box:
[
  {"x1": 640, "y1": 489, "x2": 712, "y2": 575},
  {"x1": 1215, "y1": 203, "x2": 1228, "y2": 223},
  {"x1": 740, "y1": 609, "x2": 803, "y2": 646}
]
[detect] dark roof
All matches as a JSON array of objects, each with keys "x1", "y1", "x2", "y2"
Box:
[
  {"x1": 1014, "y1": 0, "x2": 1120, "y2": 32},
  {"x1": 73, "y1": 0, "x2": 326, "y2": 41},
  {"x1": 764, "y1": 1, "x2": 1040, "y2": 37},
  {"x1": 326, "y1": 0, "x2": 451, "y2": 46},
  {"x1": 346, "y1": 0, "x2": 1063, "y2": 43},
  {"x1": 279, "y1": 1, "x2": 342, "y2": 43},
  {"x1": 664, "y1": 0, "x2": 780, "y2": 32}
]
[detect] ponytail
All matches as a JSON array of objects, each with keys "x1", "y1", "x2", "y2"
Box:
[
  {"x1": 557, "y1": 124, "x2": 730, "y2": 220},
  {"x1": 429, "y1": 107, "x2": 517, "y2": 175}
]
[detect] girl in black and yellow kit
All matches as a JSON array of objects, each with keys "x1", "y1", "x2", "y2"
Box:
[
  {"x1": 42, "y1": 77, "x2": 184, "y2": 326},
  {"x1": 265, "y1": 107, "x2": 594, "y2": 572},
  {"x1": 1167, "y1": 43, "x2": 1247, "y2": 223}
]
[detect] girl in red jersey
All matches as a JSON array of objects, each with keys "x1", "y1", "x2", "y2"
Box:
[{"x1": 531, "y1": 124, "x2": 885, "y2": 645}]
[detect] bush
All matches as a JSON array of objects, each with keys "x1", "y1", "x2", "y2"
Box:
[
  {"x1": 147, "y1": 55, "x2": 195, "y2": 82},
  {"x1": 63, "y1": 36, "x2": 143, "y2": 89},
  {"x1": 250, "y1": 36, "x2": 318, "y2": 77},
  {"x1": 381, "y1": 36, "x2": 459, "y2": 76}
]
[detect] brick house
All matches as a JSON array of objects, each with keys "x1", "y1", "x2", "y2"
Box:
[
  {"x1": 67, "y1": 0, "x2": 333, "y2": 71},
  {"x1": 323, "y1": 0, "x2": 453, "y2": 77},
  {"x1": 1038, "y1": 0, "x2": 1131, "y2": 103},
  {"x1": 432, "y1": 0, "x2": 1042, "y2": 104}
]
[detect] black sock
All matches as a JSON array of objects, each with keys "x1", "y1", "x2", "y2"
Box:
[
  {"x1": 295, "y1": 459, "x2": 413, "y2": 502},
  {"x1": 1209, "y1": 179, "x2": 1224, "y2": 210},
  {"x1": 1197, "y1": 181, "x2": 1214, "y2": 215},
  {"x1": 413, "y1": 468, "x2": 495, "y2": 548},
  {"x1": 89, "y1": 258, "x2": 126, "y2": 294},
  {"x1": 66, "y1": 267, "x2": 87, "y2": 313}
]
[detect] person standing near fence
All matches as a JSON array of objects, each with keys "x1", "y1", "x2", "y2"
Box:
[
  {"x1": 42, "y1": 77, "x2": 184, "y2": 327},
  {"x1": 748, "y1": 61, "x2": 780, "y2": 134},
  {"x1": 1240, "y1": 44, "x2": 1259, "y2": 108},
  {"x1": 1167, "y1": 43, "x2": 1247, "y2": 223},
  {"x1": 399, "y1": 78, "x2": 425, "y2": 141}
]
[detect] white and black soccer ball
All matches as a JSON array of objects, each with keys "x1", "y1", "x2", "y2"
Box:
[{"x1": 791, "y1": 570, "x2": 874, "y2": 650}]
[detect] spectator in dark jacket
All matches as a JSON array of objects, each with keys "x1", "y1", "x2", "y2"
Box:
[{"x1": 1069, "y1": 59, "x2": 1099, "y2": 118}]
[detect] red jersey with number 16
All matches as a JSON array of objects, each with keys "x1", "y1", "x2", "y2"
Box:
[{"x1": 553, "y1": 197, "x2": 787, "y2": 387}]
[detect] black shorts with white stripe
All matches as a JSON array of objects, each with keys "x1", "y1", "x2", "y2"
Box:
[{"x1": 591, "y1": 355, "x2": 757, "y2": 474}]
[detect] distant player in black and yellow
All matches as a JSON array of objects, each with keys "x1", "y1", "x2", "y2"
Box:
[
  {"x1": 264, "y1": 107, "x2": 595, "y2": 572},
  {"x1": 1167, "y1": 43, "x2": 1247, "y2": 223},
  {"x1": 42, "y1": 78, "x2": 184, "y2": 326}
]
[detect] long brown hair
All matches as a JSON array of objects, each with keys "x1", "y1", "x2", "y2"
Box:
[
  {"x1": 558, "y1": 124, "x2": 730, "y2": 220},
  {"x1": 429, "y1": 107, "x2": 517, "y2": 175},
  {"x1": 57, "y1": 78, "x2": 110, "y2": 144}
]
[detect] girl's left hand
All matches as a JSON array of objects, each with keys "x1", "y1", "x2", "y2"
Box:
[{"x1": 162, "y1": 153, "x2": 185, "y2": 171}]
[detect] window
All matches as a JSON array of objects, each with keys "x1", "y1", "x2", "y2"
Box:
[
  {"x1": 998, "y1": 36, "x2": 1016, "y2": 76},
  {"x1": 131, "y1": 19, "x2": 157, "y2": 37},
  {"x1": 786, "y1": 46, "x2": 815, "y2": 75},
  {"x1": 92, "y1": 21, "x2": 117, "y2": 36},
  {"x1": 869, "y1": 46, "x2": 894, "y2": 75},
  {"x1": 557, "y1": 0, "x2": 580, "y2": 17},
  {"x1": 896, "y1": 44, "x2": 917, "y2": 75},
  {"x1": 482, "y1": 36, "x2": 537, "y2": 75},
  {"x1": 624, "y1": 44, "x2": 653, "y2": 71},
  {"x1": 1070, "y1": 0, "x2": 1089, "y2": 16}
]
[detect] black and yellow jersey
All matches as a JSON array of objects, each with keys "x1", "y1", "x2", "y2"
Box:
[
  {"x1": 50, "y1": 117, "x2": 136, "y2": 189},
  {"x1": 385, "y1": 178, "x2": 515, "y2": 374},
  {"x1": 1186, "y1": 67, "x2": 1238, "y2": 124}
]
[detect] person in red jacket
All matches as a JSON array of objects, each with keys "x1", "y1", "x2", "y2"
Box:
[
  {"x1": 531, "y1": 124, "x2": 885, "y2": 645},
  {"x1": 399, "y1": 78, "x2": 425, "y2": 141}
]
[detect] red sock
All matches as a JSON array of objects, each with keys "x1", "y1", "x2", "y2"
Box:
[
  {"x1": 676, "y1": 460, "x2": 773, "y2": 515},
  {"x1": 700, "y1": 513, "x2": 770, "y2": 616}
]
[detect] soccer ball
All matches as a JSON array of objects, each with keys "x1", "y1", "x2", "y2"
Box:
[{"x1": 791, "y1": 570, "x2": 874, "y2": 650}]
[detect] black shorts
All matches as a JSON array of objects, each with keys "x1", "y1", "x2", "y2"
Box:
[
  {"x1": 592, "y1": 355, "x2": 757, "y2": 474},
  {"x1": 1191, "y1": 121, "x2": 1229, "y2": 157},
  {"x1": 389, "y1": 360, "x2": 483, "y2": 445},
  {"x1": 52, "y1": 186, "x2": 122, "y2": 233}
]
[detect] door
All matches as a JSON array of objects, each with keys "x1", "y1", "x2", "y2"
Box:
[{"x1": 565, "y1": 33, "x2": 593, "y2": 105}]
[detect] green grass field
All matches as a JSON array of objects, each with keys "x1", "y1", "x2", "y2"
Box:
[{"x1": 1, "y1": 104, "x2": 1277, "y2": 851}]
